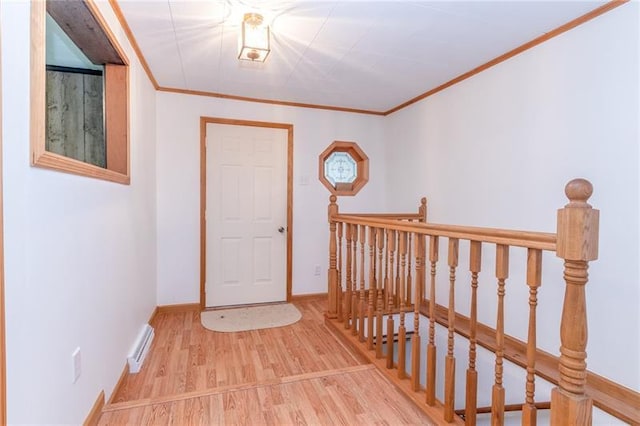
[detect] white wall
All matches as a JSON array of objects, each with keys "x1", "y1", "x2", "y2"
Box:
[
  {"x1": 156, "y1": 93, "x2": 388, "y2": 305},
  {"x1": 1, "y1": 1, "x2": 634, "y2": 422},
  {"x1": 1, "y1": 1, "x2": 157, "y2": 423},
  {"x1": 384, "y1": 3, "x2": 639, "y2": 391}
]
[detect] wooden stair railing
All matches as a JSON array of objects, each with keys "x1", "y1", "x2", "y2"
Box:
[
  {"x1": 325, "y1": 179, "x2": 614, "y2": 425},
  {"x1": 551, "y1": 179, "x2": 599, "y2": 425}
]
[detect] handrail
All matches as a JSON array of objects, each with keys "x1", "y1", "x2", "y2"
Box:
[
  {"x1": 326, "y1": 179, "x2": 602, "y2": 425},
  {"x1": 337, "y1": 212, "x2": 424, "y2": 219},
  {"x1": 333, "y1": 214, "x2": 557, "y2": 251}
]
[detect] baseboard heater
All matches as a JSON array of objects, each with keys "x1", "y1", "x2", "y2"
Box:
[{"x1": 128, "y1": 324, "x2": 154, "y2": 373}]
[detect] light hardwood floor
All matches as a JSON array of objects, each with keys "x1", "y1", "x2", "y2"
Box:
[{"x1": 99, "y1": 298, "x2": 435, "y2": 425}]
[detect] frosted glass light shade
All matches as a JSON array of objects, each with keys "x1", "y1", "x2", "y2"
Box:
[{"x1": 238, "y1": 13, "x2": 270, "y2": 62}]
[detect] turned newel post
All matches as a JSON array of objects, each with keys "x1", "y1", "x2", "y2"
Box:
[
  {"x1": 419, "y1": 197, "x2": 428, "y2": 223},
  {"x1": 551, "y1": 178, "x2": 599, "y2": 426},
  {"x1": 327, "y1": 195, "x2": 339, "y2": 319}
]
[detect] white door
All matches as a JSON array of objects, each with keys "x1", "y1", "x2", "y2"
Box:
[{"x1": 205, "y1": 123, "x2": 288, "y2": 307}]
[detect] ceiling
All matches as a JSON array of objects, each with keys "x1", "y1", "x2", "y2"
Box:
[{"x1": 115, "y1": 0, "x2": 609, "y2": 114}]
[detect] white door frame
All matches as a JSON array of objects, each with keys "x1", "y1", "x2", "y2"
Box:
[{"x1": 199, "y1": 117, "x2": 293, "y2": 310}]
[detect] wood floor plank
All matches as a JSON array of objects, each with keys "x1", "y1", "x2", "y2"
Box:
[
  {"x1": 104, "y1": 365, "x2": 374, "y2": 412},
  {"x1": 100, "y1": 368, "x2": 436, "y2": 425},
  {"x1": 100, "y1": 298, "x2": 436, "y2": 425}
]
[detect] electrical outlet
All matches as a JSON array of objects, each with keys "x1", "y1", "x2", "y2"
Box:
[
  {"x1": 314, "y1": 265, "x2": 321, "y2": 276},
  {"x1": 72, "y1": 347, "x2": 81, "y2": 384}
]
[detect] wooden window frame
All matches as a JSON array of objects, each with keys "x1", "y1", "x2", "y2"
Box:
[
  {"x1": 319, "y1": 141, "x2": 369, "y2": 196},
  {"x1": 30, "y1": 0, "x2": 130, "y2": 184}
]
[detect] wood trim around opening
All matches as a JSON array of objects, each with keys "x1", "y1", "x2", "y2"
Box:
[
  {"x1": 318, "y1": 140, "x2": 369, "y2": 196},
  {"x1": 199, "y1": 117, "x2": 294, "y2": 310},
  {"x1": 104, "y1": 64, "x2": 129, "y2": 176},
  {"x1": 30, "y1": 0, "x2": 131, "y2": 184}
]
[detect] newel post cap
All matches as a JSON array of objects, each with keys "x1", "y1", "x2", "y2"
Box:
[
  {"x1": 556, "y1": 179, "x2": 599, "y2": 261},
  {"x1": 419, "y1": 197, "x2": 428, "y2": 222},
  {"x1": 564, "y1": 178, "x2": 593, "y2": 207},
  {"x1": 328, "y1": 195, "x2": 338, "y2": 223}
]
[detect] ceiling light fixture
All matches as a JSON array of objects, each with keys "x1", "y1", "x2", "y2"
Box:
[{"x1": 238, "y1": 12, "x2": 270, "y2": 62}]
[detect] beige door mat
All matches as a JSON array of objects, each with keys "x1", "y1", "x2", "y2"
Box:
[{"x1": 201, "y1": 303, "x2": 302, "y2": 332}]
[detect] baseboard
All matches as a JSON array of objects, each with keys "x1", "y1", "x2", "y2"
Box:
[
  {"x1": 156, "y1": 303, "x2": 200, "y2": 314},
  {"x1": 290, "y1": 292, "x2": 327, "y2": 302},
  {"x1": 147, "y1": 306, "x2": 159, "y2": 325},
  {"x1": 83, "y1": 390, "x2": 105, "y2": 426},
  {"x1": 107, "y1": 363, "x2": 129, "y2": 405}
]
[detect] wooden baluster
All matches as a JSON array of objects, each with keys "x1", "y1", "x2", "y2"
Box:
[
  {"x1": 491, "y1": 244, "x2": 510, "y2": 426},
  {"x1": 465, "y1": 241, "x2": 482, "y2": 426},
  {"x1": 344, "y1": 224, "x2": 352, "y2": 330},
  {"x1": 359, "y1": 225, "x2": 367, "y2": 342},
  {"x1": 327, "y1": 195, "x2": 339, "y2": 318},
  {"x1": 386, "y1": 229, "x2": 396, "y2": 369},
  {"x1": 337, "y1": 222, "x2": 343, "y2": 322},
  {"x1": 523, "y1": 248, "x2": 542, "y2": 426},
  {"x1": 444, "y1": 238, "x2": 459, "y2": 422},
  {"x1": 412, "y1": 233, "x2": 424, "y2": 392},
  {"x1": 397, "y1": 231, "x2": 408, "y2": 379},
  {"x1": 395, "y1": 231, "x2": 401, "y2": 308},
  {"x1": 426, "y1": 235, "x2": 439, "y2": 406},
  {"x1": 383, "y1": 228, "x2": 390, "y2": 312},
  {"x1": 368, "y1": 227, "x2": 376, "y2": 350},
  {"x1": 419, "y1": 197, "x2": 428, "y2": 305},
  {"x1": 372, "y1": 228, "x2": 377, "y2": 287},
  {"x1": 406, "y1": 232, "x2": 413, "y2": 306},
  {"x1": 351, "y1": 225, "x2": 359, "y2": 337},
  {"x1": 376, "y1": 228, "x2": 385, "y2": 358},
  {"x1": 551, "y1": 179, "x2": 599, "y2": 426}
]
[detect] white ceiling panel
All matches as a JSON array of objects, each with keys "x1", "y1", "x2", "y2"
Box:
[
  {"x1": 116, "y1": 0, "x2": 613, "y2": 112},
  {"x1": 116, "y1": 1, "x2": 185, "y2": 87},
  {"x1": 167, "y1": 0, "x2": 229, "y2": 25},
  {"x1": 271, "y1": 2, "x2": 336, "y2": 45},
  {"x1": 420, "y1": 1, "x2": 604, "y2": 35}
]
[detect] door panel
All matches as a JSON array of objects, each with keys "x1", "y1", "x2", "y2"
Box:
[{"x1": 206, "y1": 123, "x2": 288, "y2": 307}]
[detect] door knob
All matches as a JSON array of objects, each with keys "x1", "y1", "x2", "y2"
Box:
[{"x1": 278, "y1": 227, "x2": 285, "y2": 233}]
